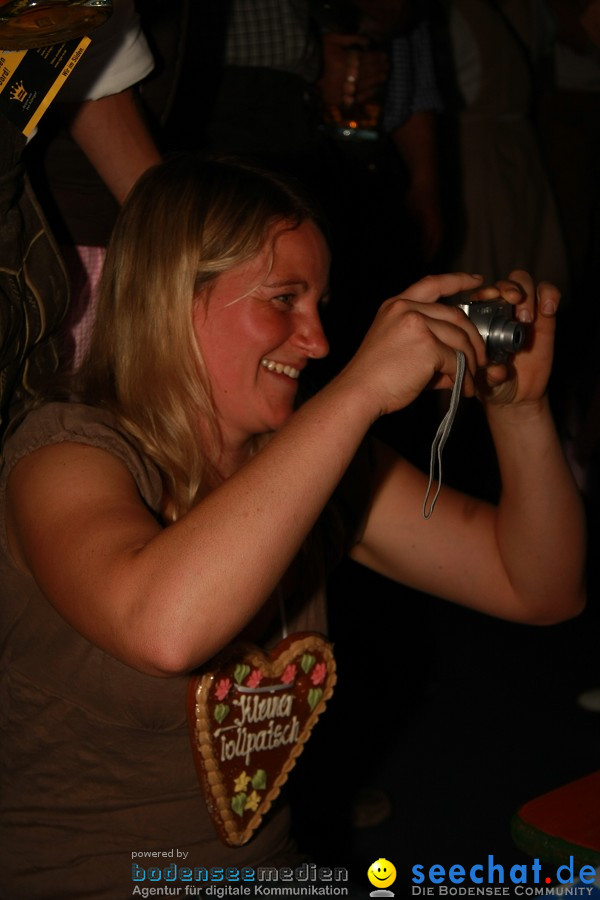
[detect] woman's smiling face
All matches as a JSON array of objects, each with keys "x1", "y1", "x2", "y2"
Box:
[{"x1": 193, "y1": 219, "x2": 330, "y2": 454}]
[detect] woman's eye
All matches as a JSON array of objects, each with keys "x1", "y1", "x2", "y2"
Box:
[{"x1": 273, "y1": 294, "x2": 294, "y2": 305}]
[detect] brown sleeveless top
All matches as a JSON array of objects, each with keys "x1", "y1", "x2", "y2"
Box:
[{"x1": 0, "y1": 402, "x2": 371, "y2": 898}]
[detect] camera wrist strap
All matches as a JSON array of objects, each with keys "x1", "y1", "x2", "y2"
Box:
[{"x1": 423, "y1": 349, "x2": 466, "y2": 519}]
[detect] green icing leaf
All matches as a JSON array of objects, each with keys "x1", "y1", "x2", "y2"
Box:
[
  {"x1": 307, "y1": 688, "x2": 323, "y2": 711},
  {"x1": 234, "y1": 664, "x2": 251, "y2": 684},
  {"x1": 300, "y1": 653, "x2": 316, "y2": 674},
  {"x1": 231, "y1": 793, "x2": 247, "y2": 817},
  {"x1": 252, "y1": 769, "x2": 267, "y2": 790},
  {"x1": 214, "y1": 703, "x2": 229, "y2": 724}
]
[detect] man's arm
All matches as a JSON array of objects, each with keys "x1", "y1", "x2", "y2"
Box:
[{"x1": 61, "y1": 88, "x2": 161, "y2": 203}]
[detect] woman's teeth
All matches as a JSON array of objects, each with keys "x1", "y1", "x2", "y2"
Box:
[{"x1": 261, "y1": 358, "x2": 300, "y2": 379}]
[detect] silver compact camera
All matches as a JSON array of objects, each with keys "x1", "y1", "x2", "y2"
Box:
[{"x1": 457, "y1": 298, "x2": 527, "y2": 364}]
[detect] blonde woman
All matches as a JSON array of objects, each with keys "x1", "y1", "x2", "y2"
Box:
[{"x1": 0, "y1": 156, "x2": 585, "y2": 897}]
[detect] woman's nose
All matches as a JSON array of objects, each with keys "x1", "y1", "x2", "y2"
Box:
[{"x1": 294, "y1": 310, "x2": 330, "y2": 359}]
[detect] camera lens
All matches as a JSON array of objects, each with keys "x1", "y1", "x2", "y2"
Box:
[{"x1": 488, "y1": 318, "x2": 526, "y2": 361}]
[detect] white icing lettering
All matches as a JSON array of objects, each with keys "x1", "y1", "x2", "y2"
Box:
[
  {"x1": 236, "y1": 692, "x2": 294, "y2": 726},
  {"x1": 219, "y1": 715, "x2": 301, "y2": 766}
]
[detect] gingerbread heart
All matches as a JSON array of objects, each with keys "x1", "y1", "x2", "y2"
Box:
[{"x1": 187, "y1": 632, "x2": 336, "y2": 847}]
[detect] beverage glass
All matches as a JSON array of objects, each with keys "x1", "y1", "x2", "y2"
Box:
[{"x1": 0, "y1": 0, "x2": 112, "y2": 49}]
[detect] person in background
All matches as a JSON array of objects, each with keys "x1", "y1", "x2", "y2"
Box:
[
  {"x1": 0, "y1": 0, "x2": 161, "y2": 434},
  {"x1": 22, "y1": 0, "x2": 161, "y2": 371},
  {"x1": 433, "y1": 0, "x2": 568, "y2": 291}
]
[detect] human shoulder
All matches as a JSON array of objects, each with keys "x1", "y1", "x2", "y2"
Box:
[{"x1": 1, "y1": 401, "x2": 163, "y2": 513}]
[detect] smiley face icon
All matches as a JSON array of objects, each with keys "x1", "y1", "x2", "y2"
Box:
[{"x1": 368, "y1": 858, "x2": 397, "y2": 891}]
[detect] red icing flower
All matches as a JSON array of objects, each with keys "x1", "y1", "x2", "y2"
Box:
[
  {"x1": 281, "y1": 664, "x2": 297, "y2": 685},
  {"x1": 215, "y1": 677, "x2": 231, "y2": 701},
  {"x1": 246, "y1": 669, "x2": 263, "y2": 688},
  {"x1": 310, "y1": 662, "x2": 327, "y2": 686}
]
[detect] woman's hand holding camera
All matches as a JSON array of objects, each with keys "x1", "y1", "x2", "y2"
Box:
[
  {"x1": 342, "y1": 269, "x2": 560, "y2": 424},
  {"x1": 339, "y1": 272, "x2": 488, "y2": 421},
  {"x1": 473, "y1": 270, "x2": 561, "y2": 410},
  {"x1": 343, "y1": 267, "x2": 583, "y2": 626}
]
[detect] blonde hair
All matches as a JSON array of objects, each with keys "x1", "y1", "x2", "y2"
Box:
[{"x1": 77, "y1": 155, "x2": 323, "y2": 519}]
